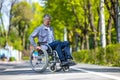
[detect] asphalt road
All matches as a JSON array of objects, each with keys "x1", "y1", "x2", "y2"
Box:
[{"x1": 0, "y1": 61, "x2": 120, "y2": 80}]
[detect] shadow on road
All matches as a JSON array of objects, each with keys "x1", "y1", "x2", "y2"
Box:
[
  {"x1": 0, "y1": 68, "x2": 85, "y2": 75},
  {"x1": 79, "y1": 67, "x2": 120, "y2": 73}
]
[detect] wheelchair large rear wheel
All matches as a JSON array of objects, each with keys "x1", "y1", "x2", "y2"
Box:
[{"x1": 30, "y1": 49, "x2": 48, "y2": 73}]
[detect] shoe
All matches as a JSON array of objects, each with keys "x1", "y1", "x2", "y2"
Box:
[
  {"x1": 67, "y1": 59, "x2": 76, "y2": 66},
  {"x1": 61, "y1": 61, "x2": 69, "y2": 66}
]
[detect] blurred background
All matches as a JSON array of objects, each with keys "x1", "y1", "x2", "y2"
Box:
[{"x1": 0, "y1": 0, "x2": 120, "y2": 66}]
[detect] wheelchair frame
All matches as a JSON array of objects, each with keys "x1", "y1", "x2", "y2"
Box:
[{"x1": 30, "y1": 44, "x2": 70, "y2": 73}]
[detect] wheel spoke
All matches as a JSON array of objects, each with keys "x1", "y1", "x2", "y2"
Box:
[{"x1": 30, "y1": 50, "x2": 48, "y2": 72}]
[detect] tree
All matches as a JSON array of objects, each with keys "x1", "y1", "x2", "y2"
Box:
[
  {"x1": 4, "y1": 0, "x2": 117, "y2": 51},
  {"x1": 0, "y1": 0, "x2": 6, "y2": 48},
  {"x1": 0, "y1": 0, "x2": 4, "y2": 28},
  {"x1": 44, "y1": 0, "x2": 100, "y2": 50},
  {"x1": 8, "y1": 0, "x2": 17, "y2": 36},
  {"x1": 11, "y1": 1, "x2": 33, "y2": 49},
  {"x1": 100, "y1": 0, "x2": 106, "y2": 48},
  {"x1": 26, "y1": 2, "x2": 44, "y2": 49},
  {"x1": 105, "y1": 0, "x2": 118, "y2": 44}
]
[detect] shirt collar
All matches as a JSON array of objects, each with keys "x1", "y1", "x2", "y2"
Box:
[{"x1": 42, "y1": 24, "x2": 50, "y2": 30}]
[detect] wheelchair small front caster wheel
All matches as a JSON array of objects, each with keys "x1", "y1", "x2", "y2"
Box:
[
  {"x1": 49, "y1": 65, "x2": 57, "y2": 72},
  {"x1": 62, "y1": 66, "x2": 69, "y2": 72}
]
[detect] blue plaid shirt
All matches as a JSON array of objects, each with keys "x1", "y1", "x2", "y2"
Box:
[{"x1": 29, "y1": 24, "x2": 54, "y2": 47}]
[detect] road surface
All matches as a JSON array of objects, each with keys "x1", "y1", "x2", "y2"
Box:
[{"x1": 0, "y1": 61, "x2": 120, "y2": 80}]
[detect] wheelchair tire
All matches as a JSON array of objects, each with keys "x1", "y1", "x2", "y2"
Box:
[
  {"x1": 49, "y1": 65, "x2": 57, "y2": 72},
  {"x1": 62, "y1": 65, "x2": 69, "y2": 72},
  {"x1": 30, "y1": 49, "x2": 48, "y2": 73}
]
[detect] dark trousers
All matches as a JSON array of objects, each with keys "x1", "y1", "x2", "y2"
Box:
[{"x1": 49, "y1": 41, "x2": 72, "y2": 61}]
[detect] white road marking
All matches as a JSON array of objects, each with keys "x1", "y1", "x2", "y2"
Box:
[
  {"x1": 72, "y1": 67, "x2": 120, "y2": 80},
  {"x1": 4, "y1": 68, "x2": 32, "y2": 71}
]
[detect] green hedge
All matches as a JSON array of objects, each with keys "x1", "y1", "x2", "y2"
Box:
[
  {"x1": 73, "y1": 44, "x2": 120, "y2": 67},
  {"x1": 22, "y1": 56, "x2": 30, "y2": 60},
  {"x1": 9, "y1": 57, "x2": 16, "y2": 61}
]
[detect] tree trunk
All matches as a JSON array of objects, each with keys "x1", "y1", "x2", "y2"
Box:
[
  {"x1": 75, "y1": 33, "x2": 79, "y2": 51},
  {"x1": 22, "y1": 32, "x2": 25, "y2": 49},
  {"x1": 84, "y1": 2, "x2": 89, "y2": 50},
  {"x1": 8, "y1": 0, "x2": 16, "y2": 35},
  {"x1": 0, "y1": 0, "x2": 5, "y2": 35},
  {"x1": 105, "y1": 0, "x2": 118, "y2": 42},
  {"x1": 87, "y1": 0, "x2": 98, "y2": 48},
  {"x1": 71, "y1": 4, "x2": 82, "y2": 50},
  {"x1": 81, "y1": 36, "x2": 85, "y2": 50},
  {"x1": 84, "y1": 33, "x2": 89, "y2": 50},
  {"x1": 107, "y1": 16, "x2": 112, "y2": 44},
  {"x1": 100, "y1": 0, "x2": 106, "y2": 48}
]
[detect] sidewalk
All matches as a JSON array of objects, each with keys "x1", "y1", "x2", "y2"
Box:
[
  {"x1": 0, "y1": 61, "x2": 24, "y2": 71},
  {"x1": 0, "y1": 61, "x2": 23, "y2": 64}
]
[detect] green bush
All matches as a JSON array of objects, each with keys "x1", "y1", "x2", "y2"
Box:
[
  {"x1": 9, "y1": 57, "x2": 16, "y2": 61},
  {"x1": 73, "y1": 50, "x2": 89, "y2": 63},
  {"x1": 73, "y1": 44, "x2": 120, "y2": 67},
  {"x1": 22, "y1": 56, "x2": 30, "y2": 60},
  {"x1": 96, "y1": 47, "x2": 106, "y2": 65}
]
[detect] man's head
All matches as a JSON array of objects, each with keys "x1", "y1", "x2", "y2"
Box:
[{"x1": 43, "y1": 14, "x2": 51, "y2": 27}]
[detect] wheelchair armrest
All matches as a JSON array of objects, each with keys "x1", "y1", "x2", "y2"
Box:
[{"x1": 37, "y1": 42, "x2": 53, "y2": 55}]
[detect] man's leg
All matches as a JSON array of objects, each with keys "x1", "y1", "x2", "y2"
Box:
[
  {"x1": 61, "y1": 41, "x2": 76, "y2": 66},
  {"x1": 61, "y1": 41, "x2": 72, "y2": 59},
  {"x1": 49, "y1": 41, "x2": 68, "y2": 66}
]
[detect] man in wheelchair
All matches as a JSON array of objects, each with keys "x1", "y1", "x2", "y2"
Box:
[{"x1": 29, "y1": 14, "x2": 76, "y2": 66}]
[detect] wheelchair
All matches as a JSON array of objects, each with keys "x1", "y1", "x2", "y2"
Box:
[{"x1": 30, "y1": 43, "x2": 70, "y2": 73}]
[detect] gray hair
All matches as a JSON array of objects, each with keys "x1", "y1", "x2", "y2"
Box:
[{"x1": 43, "y1": 14, "x2": 52, "y2": 20}]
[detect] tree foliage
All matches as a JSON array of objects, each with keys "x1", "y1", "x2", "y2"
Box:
[
  {"x1": 0, "y1": 0, "x2": 118, "y2": 52},
  {"x1": 8, "y1": 1, "x2": 33, "y2": 50},
  {"x1": 43, "y1": 0, "x2": 118, "y2": 51}
]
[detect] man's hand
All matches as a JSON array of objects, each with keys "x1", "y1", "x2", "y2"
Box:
[
  {"x1": 35, "y1": 46, "x2": 41, "y2": 50},
  {"x1": 30, "y1": 45, "x2": 34, "y2": 50}
]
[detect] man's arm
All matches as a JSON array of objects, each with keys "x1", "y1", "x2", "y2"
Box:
[{"x1": 29, "y1": 27, "x2": 40, "y2": 48}]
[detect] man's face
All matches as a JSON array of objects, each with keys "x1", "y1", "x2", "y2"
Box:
[{"x1": 44, "y1": 17, "x2": 51, "y2": 26}]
